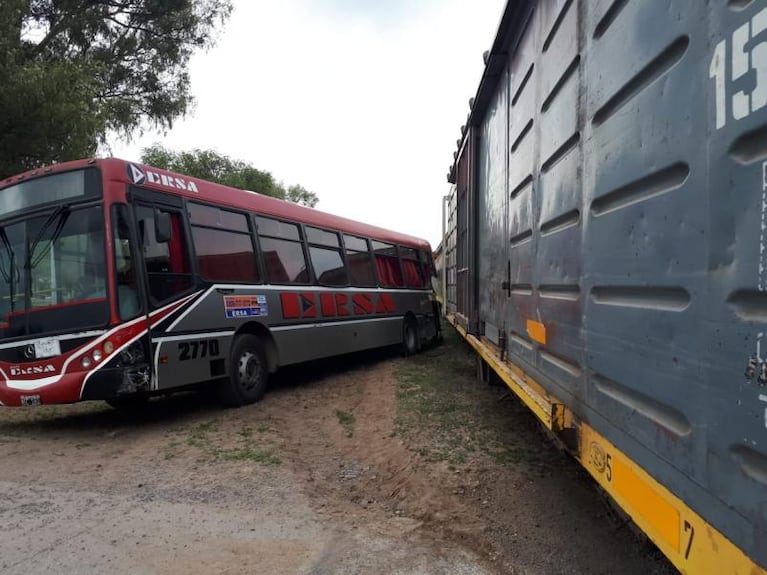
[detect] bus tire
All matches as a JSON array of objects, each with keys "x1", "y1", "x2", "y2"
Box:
[
  {"x1": 402, "y1": 317, "x2": 420, "y2": 356},
  {"x1": 220, "y1": 334, "x2": 269, "y2": 407}
]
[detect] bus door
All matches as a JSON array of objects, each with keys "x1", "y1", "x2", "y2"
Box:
[{"x1": 130, "y1": 189, "x2": 195, "y2": 390}]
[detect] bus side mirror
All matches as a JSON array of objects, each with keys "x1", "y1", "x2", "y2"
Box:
[{"x1": 155, "y1": 210, "x2": 172, "y2": 243}]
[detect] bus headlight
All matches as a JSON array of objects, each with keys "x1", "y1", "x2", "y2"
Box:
[{"x1": 81, "y1": 356, "x2": 92, "y2": 369}]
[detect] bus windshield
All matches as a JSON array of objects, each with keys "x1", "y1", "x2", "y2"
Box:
[{"x1": 0, "y1": 205, "x2": 109, "y2": 340}]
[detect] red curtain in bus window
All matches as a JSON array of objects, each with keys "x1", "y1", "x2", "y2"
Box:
[
  {"x1": 168, "y1": 213, "x2": 189, "y2": 273},
  {"x1": 376, "y1": 255, "x2": 403, "y2": 287},
  {"x1": 402, "y1": 259, "x2": 422, "y2": 288},
  {"x1": 375, "y1": 256, "x2": 390, "y2": 285}
]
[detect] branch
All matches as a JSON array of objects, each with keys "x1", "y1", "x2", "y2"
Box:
[
  {"x1": 103, "y1": 15, "x2": 156, "y2": 38},
  {"x1": 31, "y1": 16, "x2": 67, "y2": 56}
]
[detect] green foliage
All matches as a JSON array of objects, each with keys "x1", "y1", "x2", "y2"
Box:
[
  {"x1": 165, "y1": 417, "x2": 281, "y2": 466},
  {"x1": 141, "y1": 144, "x2": 320, "y2": 207},
  {"x1": 286, "y1": 184, "x2": 320, "y2": 208},
  {"x1": 0, "y1": 0, "x2": 233, "y2": 178},
  {"x1": 0, "y1": 60, "x2": 101, "y2": 178},
  {"x1": 334, "y1": 409, "x2": 355, "y2": 437}
]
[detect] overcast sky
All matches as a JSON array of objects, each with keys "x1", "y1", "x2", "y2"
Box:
[{"x1": 109, "y1": 0, "x2": 506, "y2": 247}]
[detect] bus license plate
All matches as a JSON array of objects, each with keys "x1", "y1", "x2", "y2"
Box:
[{"x1": 34, "y1": 338, "x2": 61, "y2": 358}]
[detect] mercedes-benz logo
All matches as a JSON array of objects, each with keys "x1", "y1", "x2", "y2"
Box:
[{"x1": 23, "y1": 344, "x2": 35, "y2": 359}]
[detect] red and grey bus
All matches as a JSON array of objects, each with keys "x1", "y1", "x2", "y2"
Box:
[{"x1": 0, "y1": 158, "x2": 439, "y2": 408}]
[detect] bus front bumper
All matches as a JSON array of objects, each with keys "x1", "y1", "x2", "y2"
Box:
[{"x1": 0, "y1": 364, "x2": 150, "y2": 406}]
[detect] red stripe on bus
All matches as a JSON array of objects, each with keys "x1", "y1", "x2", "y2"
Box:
[
  {"x1": 283, "y1": 291, "x2": 402, "y2": 320},
  {"x1": 334, "y1": 294, "x2": 350, "y2": 316},
  {"x1": 280, "y1": 293, "x2": 301, "y2": 319},
  {"x1": 376, "y1": 293, "x2": 395, "y2": 314},
  {"x1": 353, "y1": 293, "x2": 374, "y2": 315},
  {"x1": 320, "y1": 293, "x2": 336, "y2": 317}
]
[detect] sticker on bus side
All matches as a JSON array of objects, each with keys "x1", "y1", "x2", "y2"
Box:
[{"x1": 224, "y1": 295, "x2": 268, "y2": 319}]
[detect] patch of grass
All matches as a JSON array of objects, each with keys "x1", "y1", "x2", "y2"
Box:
[
  {"x1": 166, "y1": 417, "x2": 281, "y2": 466},
  {"x1": 335, "y1": 410, "x2": 355, "y2": 426},
  {"x1": 394, "y1": 327, "x2": 562, "y2": 475},
  {"x1": 220, "y1": 447, "x2": 281, "y2": 465},
  {"x1": 335, "y1": 409, "x2": 355, "y2": 437},
  {"x1": 181, "y1": 419, "x2": 222, "y2": 451},
  {"x1": 191, "y1": 420, "x2": 220, "y2": 435}
]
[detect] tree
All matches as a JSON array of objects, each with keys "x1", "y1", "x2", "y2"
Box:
[
  {"x1": 0, "y1": 0, "x2": 232, "y2": 179},
  {"x1": 286, "y1": 184, "x2": 320, "y2": 208},
  {"x1": 141, "y1": 144, "x2": 320, "y2": 207}
]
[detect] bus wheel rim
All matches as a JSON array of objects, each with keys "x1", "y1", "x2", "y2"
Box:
[{"x1": 237, "y1": 351, "x2": 261, "y2": 392}]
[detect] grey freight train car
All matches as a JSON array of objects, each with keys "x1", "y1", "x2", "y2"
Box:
[{"x1": 443, "y1": 1, "x2": 767, "y2": 573}]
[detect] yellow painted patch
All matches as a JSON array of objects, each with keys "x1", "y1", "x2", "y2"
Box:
[
  {"x1": 613, "y1": 457, "x2": 680, "y2": 551},
  {"x1": 577, "y1": 426, "x2": 765, "y2": 575},
  {"x1": 526, "y1": 320, "x2": 547, "y2": 344}
]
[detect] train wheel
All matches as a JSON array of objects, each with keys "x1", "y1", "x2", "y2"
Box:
[{"x1": 220, "y1": 334, "x2": 268, "y2": 407}]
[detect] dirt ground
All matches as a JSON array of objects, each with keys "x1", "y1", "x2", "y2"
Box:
[{"x1": 0, "y1": 328, "x2": 675, "y2": 575}]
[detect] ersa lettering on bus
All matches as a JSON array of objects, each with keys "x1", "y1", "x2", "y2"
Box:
[{"x1": 127, "y1": 163, "x2": 199, "y2": 193}]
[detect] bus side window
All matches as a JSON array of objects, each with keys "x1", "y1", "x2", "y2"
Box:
[
  {"x1": 398, "y1": 247, "x2": 430, "y2": 289},
  {"x1": 256, "y1": 216, "x2": 310, "y2": 285},
  {"x1": 306, "y1": 226, "x2": 348, "y2": 287},
  {"x1": 407, "y1": 264, "x2": 422, "y2": 288},
  {"x1": 189, "y1": 203, "x2": 259, "y2": 283},
  {"x1": 372, "y1": 241, "x2": 404, "y2": 288},
  {"x1": 343, "y1": 234, "x2": 376, "y2": 287},
  {"x1": 419, "y1": 249, "x2": 435, "y2": 287}
]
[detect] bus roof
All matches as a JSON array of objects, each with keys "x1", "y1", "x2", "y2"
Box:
[{"x1": 1, "y1": 158, "x2": 431, "y2": 251}]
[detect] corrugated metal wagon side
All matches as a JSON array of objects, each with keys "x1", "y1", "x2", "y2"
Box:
[{"x1": 444, "y1": 1, "x2": 767, "y2": 573}]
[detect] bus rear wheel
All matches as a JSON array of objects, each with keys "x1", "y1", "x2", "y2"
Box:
[
  {"x1": 402, "y1": 317, "x2": 420, "y2": 356},
  {"x1": 220, "y1": 334, "x2": 269, "y2": 407}
]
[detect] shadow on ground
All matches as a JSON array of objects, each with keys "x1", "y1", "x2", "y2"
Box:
[{"x1": 0, "y1": 345, "x2": 403, "y2": 436}]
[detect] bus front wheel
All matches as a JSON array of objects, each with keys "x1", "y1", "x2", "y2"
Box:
[{"x1": 220, "y1": 334, "x2": 269, "y2": 407}]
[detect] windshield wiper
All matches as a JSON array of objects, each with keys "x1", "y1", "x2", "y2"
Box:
[
  {"x1": 0, "y1": 226, "x2": 19, "y2": 313},
  {"x1": 27, "y1": 204, "x2": 71, "y2": 270},
  {"x1": 23, "y1": 205, "x2": 71, "y2": 335}
]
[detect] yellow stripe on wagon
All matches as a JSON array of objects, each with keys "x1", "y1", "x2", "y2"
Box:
[{"x1": 446, "y1": 314, "x2": 766, "y2": 575}]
